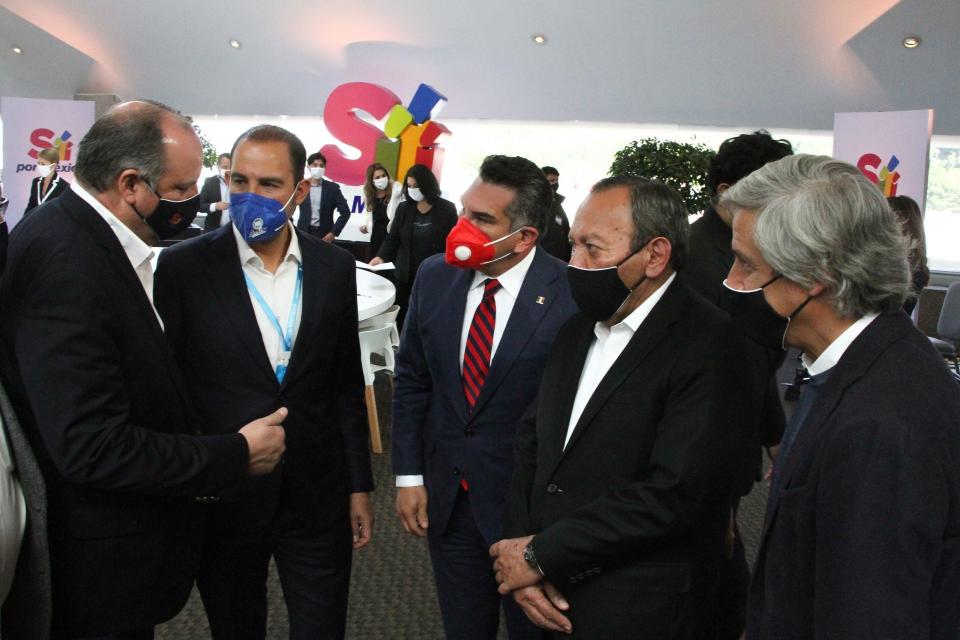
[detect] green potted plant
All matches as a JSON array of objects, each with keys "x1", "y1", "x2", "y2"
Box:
[
  {"x1": 609, "y1": 138, "x2": 715, "y2": 214},
  {"x1": 193, "y1": 123, "x2": 219, "y2": 168}
]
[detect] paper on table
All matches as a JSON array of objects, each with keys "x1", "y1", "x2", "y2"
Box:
[{"x1": 356, "y1": 260, "x2": 395, "y2": 272}]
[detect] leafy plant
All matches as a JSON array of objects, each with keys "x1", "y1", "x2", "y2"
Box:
[
  {"x1": 193, "y1": 123, "x2": 219, "y2": 168},
  {"x1": 609, "y1": 138, "x2": 715, "y2": 214}
]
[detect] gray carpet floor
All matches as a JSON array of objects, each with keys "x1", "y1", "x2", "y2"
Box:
[{"x1": 158, "y1": 361, "x2": 787, "y2": 639}]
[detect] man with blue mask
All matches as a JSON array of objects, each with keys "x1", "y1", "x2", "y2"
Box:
[
  {"x1": 392, "y1": 155, "x2": 578, "y2": 640},
  {"x1": 155, "y1": 125, "x2": 374, "y2": 640},
  {"x1": 493, "y1": 176, "x2": 749, "y2": 639}
]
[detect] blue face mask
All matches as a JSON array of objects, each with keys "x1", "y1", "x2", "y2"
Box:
[{"x1": 231, "y1": 188, "x2": 297, "y2": 244}]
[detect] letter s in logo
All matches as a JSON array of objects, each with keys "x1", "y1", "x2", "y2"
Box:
[
  {"x1": 28, "y1": 128, "x2": 56, "y2": 160},
  {"x1": 856, "y1": 153, "x2": 882, "y2": 185},
  {"x1": 320, "y1": 83, "x2": 400, "y2": 186}
]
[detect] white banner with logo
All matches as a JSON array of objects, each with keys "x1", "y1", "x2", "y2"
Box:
[
  {"x1": 833, "y1": 109, "x2": 935, "y2": 213},
  {"x1": 1, "y1": 97, "x2": 96, "y2": 227}
]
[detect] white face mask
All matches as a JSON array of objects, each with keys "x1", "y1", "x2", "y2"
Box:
[
  {"x1": 37, "y1": 164, "x2": 54, "y2": 178},
  {"x1": 309, "y1": 166, "x2": 325, "y2": 180},
  {"x1": 408, "y1": 187, "x2": 424, "y2": 202},
  {"x1": 373, "y1": 177, "x2": 389, "y2": 190}
]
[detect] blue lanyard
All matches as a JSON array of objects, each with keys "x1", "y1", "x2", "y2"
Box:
[{"x1": 244, "y1": 265, "x2": 303, "y2": 381}]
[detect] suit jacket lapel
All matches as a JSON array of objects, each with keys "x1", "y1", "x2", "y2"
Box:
[
  {"x1": 204, "y1": 225, "x2": 278, "y2": 385},
  {"x1": 539, "y1": 317, "x2": 594, "y2": 470},
  {"x1": 280, "y1": 230, "x2": 330, "y2": 389},
  {"x1": 469, "y1": 250, "x2": 558, "y2": 419},
  {"x1": 558, "y1": 279, "x2": 685, "y2": 461},
  {"x1": 440, "y1": 267, "x2": 474, "y2": 423}
]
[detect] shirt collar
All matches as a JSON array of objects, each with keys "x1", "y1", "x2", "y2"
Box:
[
  {"x1": 595, "y1": 272, "x2": 677, "y2": 339},
  {"x1": 469, "y1": 246, "x2": 538, "y2": 299},
  {"x1": 802, "y1": 312, "x2": 879, "y2": 376},
  {"x1": 232, "y1": 221, "x2": 302, "y2": 270},
  {"x1": 72, "y1": 182, "x2": 154, "y2": 271}
]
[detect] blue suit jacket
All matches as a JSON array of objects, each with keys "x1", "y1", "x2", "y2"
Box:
[{"x1": 391, "y1": 248, "x2": 579, "y2": 544}]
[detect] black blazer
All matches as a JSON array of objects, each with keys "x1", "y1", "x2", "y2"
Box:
[
  {"x1": 0, "y1": 188, "x2": 249, "y2": 635},
  {"x1": 504, "y1": 276, "x2": 749, "y2": 639},
  {"x1": 200, "y1": 175, "x2": 228, "y2": 231},
  {"x1": 154, "y1": 224, "x2": 374, "y2": 532},
  {"x1": 23, "y1": 174, "x2": 68, "y2": 216},
  {"x1": 296, "y1": 179, "x2": 351, "y2": 238},
  {"x1": 747, "y1": 311, "x2": 960, "y2": 640},
  {"x1": 376, "y1": 198, "x2": 457, "y2": 283},
  {"x1": 539, "y1": 195, "x2": 571, "y2": 262},
  {"x1": 0, "y1": 220, "x2": 7, "y2": 278}
]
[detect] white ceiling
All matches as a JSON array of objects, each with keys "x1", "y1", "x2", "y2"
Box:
[{"x1": 1, "y1": 0, "x2": 958, "y2": 133}]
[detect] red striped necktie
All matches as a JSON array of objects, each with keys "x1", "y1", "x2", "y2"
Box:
[{"x1": 460, "y1": 278, "x2": 501, "y2": 491}]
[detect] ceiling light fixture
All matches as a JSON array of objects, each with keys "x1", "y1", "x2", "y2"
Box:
[
  {"x1": 229, "y1": 39, "x2": 242, "y2": 49},
  {"x1": 902, "y1": 35, "x2": 921, "y2": 48},
  {"x1": 532, "y1": 34, "x2": 547, "y2": 45},
  {"x1": 11, "y1": 46, "x2": 23, "y2": 55}
]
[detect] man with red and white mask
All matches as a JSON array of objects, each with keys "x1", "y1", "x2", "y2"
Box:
[{"x1": 392, "y1": 155, "x2": 579, "y2": 640}]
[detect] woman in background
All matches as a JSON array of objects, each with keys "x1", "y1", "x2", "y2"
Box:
[
  {"x1": 370, "y1": 164, "x2": 456, "y2": 325},
  {"x1": 24, "y1": 147, "x2": 68, "y2": 217},
  {"x1": 360, "y1": 162, "x2": 402, "y2": 256},
  {"x1": 888, "y1": 195, "x2": 930, "y2": 316}
]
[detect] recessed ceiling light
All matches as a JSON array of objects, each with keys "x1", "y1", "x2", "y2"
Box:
[
  {"x1": 902, "y1": 35, "x2": 921, "y2": 48},
  {"x1": 532, "y1": 34, "x2": 547, "y2": 45},
  {"x1": 11, "y1": 46, "x2": 23, "y2": 55},
  {"x1": 229, "y1": 39, "x2": 242, "y2": 49}
]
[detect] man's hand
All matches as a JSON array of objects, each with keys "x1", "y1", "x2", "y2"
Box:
[
  {"x1": 350, "y1": 492, "x2": 374, "y2": 550},
  {"x1": 395, "y1": 485, "x2": 428, "y2": 537},
  {"x1": 238, "y1": 407, "x2": 287, "y2": 475},
  {"x1": 359, "y1": 225, "x2": 369, "y2": 234},
  {"x1": 215, "y1": 201, "x2": 229, "y2": 211},
  {"x1": 490, "y1": 535, "x2": 541, "y2": 593},
  {"x1": 369, "y1": 256, "x2": 384, "y2": 267},
  {"x1": 513, "y1": 583, "x2": 571, "y2": 634},
  {"x1": 322, "y1": 232, "x2": 335, "y2": 242},
  {"x1": 764, "y1": 444, "x2": 780, "y2": 483}
]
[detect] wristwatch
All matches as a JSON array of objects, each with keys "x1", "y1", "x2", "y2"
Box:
[{"x1": 523, "y1": 542, "x2": 544, "y2": 576}]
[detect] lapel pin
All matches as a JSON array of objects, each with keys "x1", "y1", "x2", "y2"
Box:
[{"x1": 536, "y1": 296, "x2": 545, "y2": 305}]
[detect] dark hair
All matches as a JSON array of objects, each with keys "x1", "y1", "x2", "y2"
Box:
[
  {"x1": 479, "y1": 155, "x2": 553, "y2": 235},
  {"x1": 540, "y1": 166, "x2": 559, "y2": 177},
  {"x1": 217, "y1": 152, "x2": 231, "y2": 163},
  {"x1": 231, "y1": 125, "x2": 306, "y2": 185},
  {"x1": 75, "y1": 99, "x2": 194, "y2": 192},
  {"x1": 887, "y1": 195, "x2": 930, "y2": 294},
  {"x1": 592, "y1": 175, "x2": 690, "y2": 270},
  {"x1": 402, "y1": 164, "x2": 441, "y2": 205},
  {"x1": 706, "y1": 130, "x2": 793, "y2": 196},
  {"x1": 307, "y1": 152, "x2": 327, "y2": 166},
  {"x1": 363, "y1": 162, "x2": 392, "y2": 210}
]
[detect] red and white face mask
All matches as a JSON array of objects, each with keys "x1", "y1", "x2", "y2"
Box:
[{"x1": 445, "y1": 217, "x2": 523, "y2": 270}]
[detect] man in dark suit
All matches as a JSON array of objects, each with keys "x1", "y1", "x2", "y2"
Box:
[
  {"x1": 155, "y1": 125, "x2": 374, "y2": 640},
  {"x1": 296, "y1": 152, "x2": 351, "y2": 242},
  {"x1": 538, "y1": 166, "x2": 571, "y2": 262},
  {"x1": 392, "y1": 155, "x2": 579, "y2": 640},
  {"x1": 200, "y1": 152, "x2": 232, "y2": 232},
  {"x1": 721, "y1": 154, "x2": 960, "y2": 639},
  {"x1": 492, "y1": 176, "x2": 747, "y2": 639},
  {"x1": 0, "y1": 101, "x2": 286, "y2": 639}
]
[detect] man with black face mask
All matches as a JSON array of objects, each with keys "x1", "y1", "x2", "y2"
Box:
[
  {"x1": 493, "y1": 176, "x2": 749, "y2": 639},
  {"x1": 0, "y1": 101, "x2": 287, "y2": 639}
]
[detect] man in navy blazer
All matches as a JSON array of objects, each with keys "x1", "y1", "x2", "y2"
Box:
[
  {"x1": 721, "y1": 155, "x2": 960, "y2": 639},
  {"x1": 296, "y1": 152, "x2": 351, "y2": 242},
  {"x1": 392, "y1": 155, "x2": 579, "y2": 640}
]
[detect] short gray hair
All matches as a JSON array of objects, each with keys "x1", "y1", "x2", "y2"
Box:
[
  {"x1": 74, "y1": 100, "x2": 195, "y2": 192},
  {"x1": 592, "y1": 175, "x2": 690, "y2": 270},
  {"x1": 721, "y1": 154, "x2": 910, "y2": 317}
]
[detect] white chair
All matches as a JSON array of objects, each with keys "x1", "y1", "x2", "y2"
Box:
[
  {"x1": 358, "y1": 324, "x2": 394, "y2": 454},
  {"x1": 358, "y1": 304, "x2": 401, "y2": 370}
]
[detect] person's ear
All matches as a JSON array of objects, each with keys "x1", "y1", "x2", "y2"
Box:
[
  {"x1": 642, "y1": 237, "x2": 673, "y2": 279},
  {"x1": 117, "y1": 169, "x2": 142, "y2": 206}
]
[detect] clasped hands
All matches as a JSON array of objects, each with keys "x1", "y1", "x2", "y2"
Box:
[{"x1": 489, "y1": 536, "x2": 572, "y2": 635}]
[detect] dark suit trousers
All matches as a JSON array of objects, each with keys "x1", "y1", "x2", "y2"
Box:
[
  {"x1": 427, "y1": 489, "x2": 539, "y2": 640},
  {"x1": 197, "y1": 501, "x2": 353, "y2": 640}
]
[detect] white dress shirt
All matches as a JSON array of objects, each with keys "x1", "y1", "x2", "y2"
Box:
[
  {"x1": 209, "y1": 176, "x2": 230, "y2": 226},
  {"x1": 563, "y1": 272, "x2": 676, "y2": 450},
  {"x1": 310, "y1": 185, "x2": 323, "y2": 226},
  {"x1": 0, "y1": 413, "x2": 26, "y2": 605},
  {"x1": 232, "y1": 224, "x2": 304, "y2": 376},
  {"x1": 395, "y1": 247, "x2": 539, "y2": 488},
  {"x1": 802, "y1": 312, "x2": 879, "y2": 376},
  {"x1": 72, "y1": 183, "x2": 162, "y2": 327}
]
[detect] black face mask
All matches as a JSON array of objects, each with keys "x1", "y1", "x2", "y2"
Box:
[
  {"x1": 720, "y1": 276, "x2": 813, "y2": 351},
  {"x1": 551, "y1": 182, "x2": 560, "y2": 193},
  {"x1": 134, "y1": 178, "x2": 201, "y2": 240},
  {"x1": 566, "y1": 246, "x2": 646, "y2": 322}
]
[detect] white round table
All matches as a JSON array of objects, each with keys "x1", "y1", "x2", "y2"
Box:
[{"x1": 355, "y1": 268, "x2": 396, "y2": 321}]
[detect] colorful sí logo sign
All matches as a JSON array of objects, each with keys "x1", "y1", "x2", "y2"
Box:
[
  {"x1": 857, "y1": 153, "x2": 901, "y2": 197},
  {"x1": 320, "y1": 82, "x2": 450, "y2": 187},
  {"x1": 28, "y1": 128, "x2": 75, "y2": 162}
]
